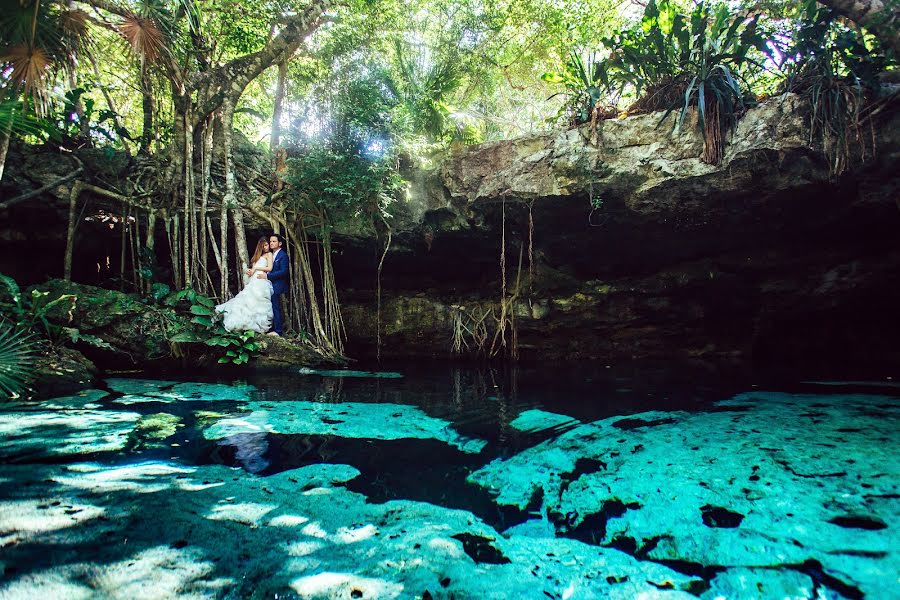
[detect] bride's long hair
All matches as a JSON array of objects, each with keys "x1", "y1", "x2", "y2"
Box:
[{"x1": 250, "y1": 237, "x2": 269, "y2": 266}]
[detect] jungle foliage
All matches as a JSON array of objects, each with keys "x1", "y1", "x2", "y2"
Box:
[
  {"x1": 0, "y1": 273, "x2": 110, "y2": 396},
  {"x1": 0, "y1": 0, "x2": 896, "y2": 368},
  {"x1": 542, "y1": 0, "x2": 895, "y2": 163}
]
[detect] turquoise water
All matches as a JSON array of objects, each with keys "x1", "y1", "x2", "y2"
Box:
[{"x1": 0, "y1": 364, "x2": 897, "y2": 599}]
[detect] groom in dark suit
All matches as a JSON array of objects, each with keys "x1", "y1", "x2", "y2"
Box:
[{"x1": 259, "y1": 233, "x2": 289, "y2": 336}]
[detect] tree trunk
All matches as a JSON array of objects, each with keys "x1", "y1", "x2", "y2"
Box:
[
  {"x1": 270, "y1": 60, "x2": 288, "y2": 151},
  {"x1": 67, "y1": 70, "x2": 90, "y2": 141},
  {"x1": 221, "y1": 100, "x2": 250, "y2": 288},
  {"x1": 199, "y1": 113, "x2": 215, "y2": 293},
  {"x1": 64, "y1": 181, "x2": 85, "y2": 281},
  {"x1": 139, "y1": 61, "x2": 155, "y2": 155},
  {"x1": 817, "y1": 0, "x2": 900, "y2": 55},
  {"x1": 88, "y1": 50, "x2": 131, "y2": 155}
]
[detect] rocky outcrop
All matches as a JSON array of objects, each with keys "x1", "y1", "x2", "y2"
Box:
[
  {"x1": 30, "y1": 342, "x2": 97, "y2": 397},
  {"x1": 34, "y1": 279, "x2": 191, "y2": 365},
  {"x1": 32, "y1": 279, "x2": 331, "y2": 369},
  {"x1": 335, "y1": 95, "x2": 900, "y2": 367}
]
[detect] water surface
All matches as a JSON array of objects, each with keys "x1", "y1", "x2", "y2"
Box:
[{"x1": 0, "y1": 362, "x2": 897, "y2": 598}]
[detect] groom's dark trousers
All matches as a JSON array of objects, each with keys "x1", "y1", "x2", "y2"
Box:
[{"x1": 269, "y1": 250, "x2": 289, "y2": 335}]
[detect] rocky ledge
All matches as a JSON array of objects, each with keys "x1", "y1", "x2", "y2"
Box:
[
  {"x1": 332, "y1": 94, "x2": 900, "y2": 366},
  {"x1": 30, "y1": 279, "x2": 332, "y2": 380}
]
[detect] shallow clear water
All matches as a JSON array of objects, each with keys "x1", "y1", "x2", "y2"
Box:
[{"x1": 0, "y1": 362, "x2": 898, "y2": 599}]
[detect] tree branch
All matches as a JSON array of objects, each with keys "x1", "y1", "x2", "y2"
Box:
[
  {"x1": 816, "y1": 0, "x2": 900, "y2": 55},
  {"x1": 0, "y1": 160, "x2": 84, "y2": 210},
  {"x1": 190, "y1": 0, "x2": 336, "y2": 122}
]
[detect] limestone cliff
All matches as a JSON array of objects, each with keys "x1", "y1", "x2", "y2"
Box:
[{"x1": 334, "y1": 94, "x2": 900, "y2": 367}]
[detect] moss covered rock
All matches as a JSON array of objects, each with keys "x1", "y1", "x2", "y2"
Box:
[
  {"x1": 33, "y1": 279, "x2": 189, "y2": 363},
  {"x1": 30, "y1": 280, "x2": 333, "y2": 369},
  {"x1": 30, "y1": 341, "x2": 97, "y2": 398},
  {"x1": 128, "y1": 413, "x2": 181, "y2": 449}
]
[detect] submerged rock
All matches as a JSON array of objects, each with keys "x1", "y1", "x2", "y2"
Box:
[
  {"x1": 0, "y1": 460, "x2": 701, "y2": 599},
  {"x1": 509, "y1": 409, "x2": 581, "y2": 434},
  {"x1": 201, "y1": 399, "x2": 487, "y2": 454},
  {"x1": 105, "y1": 379, "x2": 257, "y2": 403},
  {"x1": 468, "y1": 392, "x2": 900, "y2": 598},
  {"x1": 0, "y1": 409, "x2": 140, "y2": 460},
  {"x1": 129, "y1": 413, "x2": 182, "y2": 449}
]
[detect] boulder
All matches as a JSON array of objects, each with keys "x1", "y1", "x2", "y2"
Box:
[{"x1": 30, "y1": 342, "x2": 97, "y2": 398}]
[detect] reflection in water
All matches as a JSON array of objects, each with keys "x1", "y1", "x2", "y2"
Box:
[{"x1": 220, "y1": 432, "x2": 270, "y2": 474}]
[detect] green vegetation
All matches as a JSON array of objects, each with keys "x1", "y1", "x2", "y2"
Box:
[
  {"x1": 0, "y1": 324, "x2": 35, "y2": 397},
  {"x1": 0, "y1": 0, "x2": 895, "y2": 364},
  {"x1": 0, "y1": 273, "x2": 110, "y2": 396},
  {"x1": 780, "y1": 0, "x2": 897, "y2": 175},
  {"x1": 161, "y1": 288, "x2": 260, "y2": 365}
]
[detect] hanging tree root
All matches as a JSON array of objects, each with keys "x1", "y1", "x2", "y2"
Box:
[
  {"x1": 450, "y1": 306, "x2": 492, "y2": 356},
  {"x1": 63, "y1": 180, "x2": 153, "y2": 281},
  {"x1": 376, "y1": 226, "x2": 392, "y2": 363}
]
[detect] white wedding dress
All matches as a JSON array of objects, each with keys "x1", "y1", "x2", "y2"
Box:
[{"x1": 215, "y1": 256, "x2": 274, "y2": 333}]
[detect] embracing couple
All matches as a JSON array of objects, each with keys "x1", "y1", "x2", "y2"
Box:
[{"x1": 215, "y1": 234, "x2": 289, "y2": 336}]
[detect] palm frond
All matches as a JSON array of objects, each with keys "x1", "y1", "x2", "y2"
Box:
[
  {"x1": 1, "y1": 43, "x2": 52, "y2": 112},
  {"x1": 0, "y1": 324, "x2": 36, "y2": 398},
  {"x1": 119, "y1": 14, "x2": 166, "y2": 63},
  {"x1": 0, "y1": 99, "x2": 45, "y2": 138}
]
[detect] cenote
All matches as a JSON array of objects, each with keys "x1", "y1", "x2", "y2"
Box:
[
  {"x1": 2, "y1": 0, "x2": 900, "y2": 596},
  {"x1": 1, "y1": 362, "x2": 897, "y2": 599}
]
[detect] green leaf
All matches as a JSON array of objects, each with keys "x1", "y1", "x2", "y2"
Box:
[
  {"x1": 205, "y1": 337, "x2": 232, "y2": 347},
  {"x1": 541, "y1": 72, "x2": 566, "y2": 84},
  {"x1": 190, "y1": 305, "x2": 215, "y2": 316},
  {"x1": 193, "y1": 295, "x2": 216, "y2": 309},
  {"x1": 169, "y1": 331, "x2": 203, "y2": 343},
  {"x1": 217, "y1": 357, "x2": 231, "y2": 364},
  {"x1": 191, "y1": 316, "x2": 213, "y2": 327},
  {"x1": 151, "y1": 283, "x2": 171, "y2": 302},
  {"x1": 0, "y1": 324, "x2": 36, "y2": 397}
]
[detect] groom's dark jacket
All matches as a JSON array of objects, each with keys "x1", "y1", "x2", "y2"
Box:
[{"x1": 269, "y1": 250, "x2": 289, "y2": 295}]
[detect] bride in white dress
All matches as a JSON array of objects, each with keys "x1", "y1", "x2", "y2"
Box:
[{"x1": 215, "y1": 237, "x2": 274, "y2": 333}]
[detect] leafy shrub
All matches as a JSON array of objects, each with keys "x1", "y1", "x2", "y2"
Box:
[
  {"x1": 604, "y1": 0, "x2": 769, "y2": 163},
  {"x1": 0, "y1": 274, "x2": 114, "y2": 353},
  {"x1": 282, "y1": 140, "x2": 402, "y2": 228},
  {"x1": 163, "y1": 288, "x2": 259, "y2": 365},
  {"x1": 0, "y1": 324, "x2": 36, "y2": 398},
  {"x1": 779, "y1": 0, "x2": 897, "y2": 176},
  {"x1": 542, "y1": 52, "x2": 615, "y2": 126}
]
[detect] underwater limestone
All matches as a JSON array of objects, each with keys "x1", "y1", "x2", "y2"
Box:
[
  {"x1": 0, "y1": 389, "x2": 109, "y2": 412},
  {"x1": 0, "y1": 391, "x2": 140, "y2": 460},
  {"x1": 201, "y1": 400, "x2": 487, "y2": 454},
  {"x1": 106, "y1": 378, "x2": 256, "y2": 404},
  {"x1": 0, "y1": 460, "x2": 702, "y2": 599},
  {"x1": 468, "y1": 392, "x2": 900, "y2": 598},
  {"x1": 509, "y1": 409, "x2": 581, "y2": 434}
]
